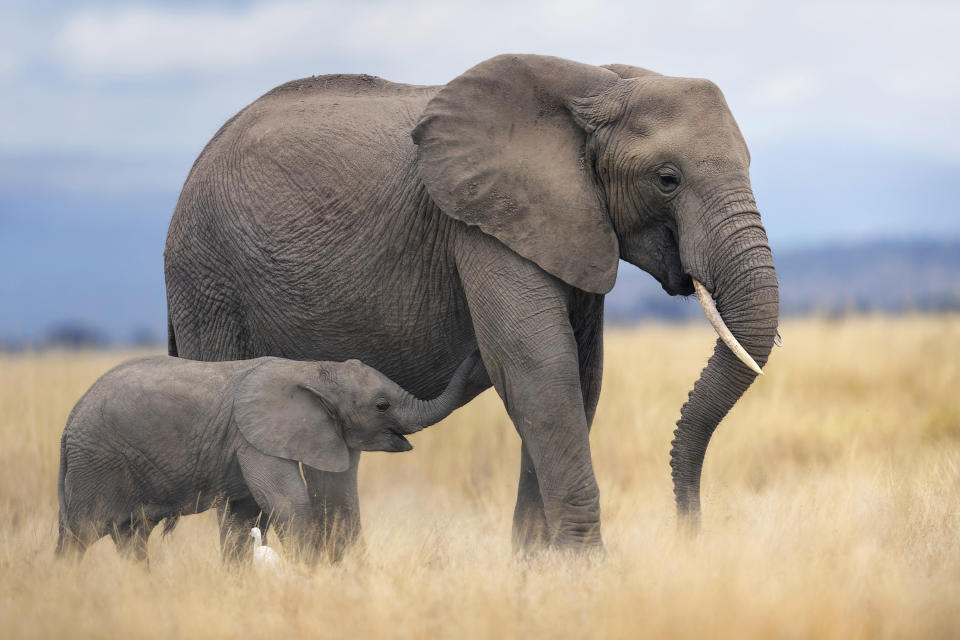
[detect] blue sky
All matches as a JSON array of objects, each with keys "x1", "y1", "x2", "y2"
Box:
[{"x1": 1, "y1": 0, "x2": 959, "y2": 339}]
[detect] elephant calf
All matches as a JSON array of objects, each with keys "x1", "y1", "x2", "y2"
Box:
[{"x1": 56, "y1": 352, "x2": 478, "y2": 563}]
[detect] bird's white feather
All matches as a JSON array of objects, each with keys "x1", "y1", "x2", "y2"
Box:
[{"x1": 250, "y1": 527, "x2": 281, "y2": 570}]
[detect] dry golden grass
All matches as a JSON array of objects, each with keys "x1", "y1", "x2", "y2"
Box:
[{"x1": 1, "y1": 315, "x2": 959, "y2": 639}]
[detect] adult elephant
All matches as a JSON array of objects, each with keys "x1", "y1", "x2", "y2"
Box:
[{"x1": 164, "y1": 54, "x2": 779, "y2": 555}]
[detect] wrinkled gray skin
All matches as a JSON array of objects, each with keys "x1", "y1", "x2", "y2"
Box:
[
  {"x1": 56, "y1": 353, "x2": 478, "y2": 563},
  {"x1": 165, "y1": 54, "x2": 779, "y2": 553}
]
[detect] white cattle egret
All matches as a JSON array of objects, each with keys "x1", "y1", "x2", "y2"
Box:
[{"x1": 250, "y1": 527, "x2": 281, "y2": 570}]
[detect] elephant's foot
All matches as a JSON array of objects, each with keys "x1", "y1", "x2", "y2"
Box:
[
  {"x1": 514, "y1": 485, "x2": 604, "y2": 553},
  {"x1": 512, "y1": 508, "x2": 550, "y2": 555},
  {"x1": 540, "y1": 480, "x2": 604, "y2": 552}
]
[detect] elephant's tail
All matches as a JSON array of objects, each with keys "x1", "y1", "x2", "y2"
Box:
[
  {"x1": 167, "y1": 316, "x2": 178, "y2": 357},
  {"x1": 55, "y1": 436, "x2": 69, "y2": 555}
]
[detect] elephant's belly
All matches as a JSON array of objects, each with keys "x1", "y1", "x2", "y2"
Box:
[
  {"x1": 123, "y1": 454, "x2": 249, "y2": 517},
  {"x1": 251, "y1": 290, "x2": 480, "y2": 400},
  {"x1": 234, "y1": 230, "x2": 481, "y2": 398}
]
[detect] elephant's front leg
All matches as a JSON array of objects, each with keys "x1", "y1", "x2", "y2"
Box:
[
  {"x1": 300, "y1": 448, "x2": 362, "y2": 563},
  {"x1": 459, "y1": 232, "x2": 602, "y2": 550},
  {"x1": 237, "y1": 445, "x2": 319, "y2": 563},
  {"x1": 512, "y1": 289, "x2": 605, "y2": 552}
]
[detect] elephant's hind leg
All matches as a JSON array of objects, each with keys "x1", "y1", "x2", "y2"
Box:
[
  {"x1": 55, "y1": 519, "x2": 101, "y2": 561},
  {"x1": 512, "y1": 441, "x2": 549, "y2": 552},
  {"x1": 109, "y1": 513, "x2": 158, "y2": 566}
]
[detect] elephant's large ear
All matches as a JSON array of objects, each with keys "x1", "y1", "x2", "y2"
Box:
[
  {"x1": 412, "y1": 54, "x2": 621, "y2": 295},
  {"x1": 233, "y1": 360, "x2": 349, "y2": 473}
]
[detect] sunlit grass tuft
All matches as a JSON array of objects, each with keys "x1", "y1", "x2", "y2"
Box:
[{"x1": 1, "y1": 315, "x2": 958, "y2": 638}]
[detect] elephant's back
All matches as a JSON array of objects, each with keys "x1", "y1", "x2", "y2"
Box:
[
  {"x1": 244, "y1": 73, "x2": 438, "y2": 149},
  {"x1": 166, "y1": 73, "x2": 440, "y2": 276},
  {"x1": 65, "y1": 356, "x2": 252, "y2": 442},
  {"x1": 261, "y1": 73, "x2": 437, "y2": 103},
  {"x1": 177, "y1": 74, "x2": 437, "y2": 199}
]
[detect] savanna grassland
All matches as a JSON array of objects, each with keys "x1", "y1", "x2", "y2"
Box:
[{"x1": 1, "y1": 315, "x2": 958, "y2": 639}]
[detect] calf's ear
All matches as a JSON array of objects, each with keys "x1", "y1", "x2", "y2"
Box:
[{"x1": 234, "y1": 360, "x2": 349, "y2": 472}]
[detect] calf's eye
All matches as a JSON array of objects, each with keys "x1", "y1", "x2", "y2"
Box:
[{"x1": 376, "y1": 400, "x2": 390, "y2": 412}]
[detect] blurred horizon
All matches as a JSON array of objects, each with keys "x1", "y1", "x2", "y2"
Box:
[{"x1": 2, "y1": 1, "x2": 959, "y2": 345}]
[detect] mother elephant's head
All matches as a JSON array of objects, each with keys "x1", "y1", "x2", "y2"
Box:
[{"x1": 413, "y1": 54, "x2": 779, "y2": 524}]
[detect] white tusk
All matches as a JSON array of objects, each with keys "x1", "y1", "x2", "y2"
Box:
[
  {"x1": 692, "y1": 279, "x2": 764, "y2": 376},
  {"x1": 774, "y1": 331, "x2": 782, "y2": 347}
]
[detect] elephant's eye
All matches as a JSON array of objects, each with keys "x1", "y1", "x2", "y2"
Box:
[
  {"x1": 657, "y1": 172, "x2": 680, "y2": 193},
  {"x1": 376, "y1": 399, "x2": 390, "y2": 412}
]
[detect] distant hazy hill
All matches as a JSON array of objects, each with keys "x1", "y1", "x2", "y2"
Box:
[
  {"x1": 2, "y1": 163, "x2": 958, "y2": 348},
  {"x1": 605, "y1": 239, "x2": 960, "y2": 323},
  {"x1": 4, "y1": 143, "x2": 959, "y2": 345}
]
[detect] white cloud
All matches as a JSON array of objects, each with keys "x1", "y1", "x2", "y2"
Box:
[
  {"x1": 884, "y1": 62, "x2": 960, "y2": 100},
  {"x1": 56, "y1": 4, "x2": 331, "y2": 77},
  {"x1": 1, "y1": 0, "x2": 951, "y2": 162},
  {"x1": 750, "y1": 68, "x2": 823, "y2": 108},
  {"x1": 53, "y1": 1, "x2": 608, "y2": 80},
  {"x1": 0, "y1": 49, "x2": 18, "y2": 79}
]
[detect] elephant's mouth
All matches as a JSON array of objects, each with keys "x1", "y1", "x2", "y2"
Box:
[
  {"x1": 384, "y1": 429, "x2": 413, "y2": 452},
  {"x1": 658, "y1": 226, "x2": 694, "y2": 296},
  {"x1": 354, "y1": 429, "x2": 413, "y2": 453},
  {"x1": 661, "y1": 267, "x2": 694, "y2": 297}
]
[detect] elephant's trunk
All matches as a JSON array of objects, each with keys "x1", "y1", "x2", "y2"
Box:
[
  {"x1": 396, "y1": 351, "x2": 482, "y2": 432},
  {"x1": 672, "y1": 187, "x2": 779, "y2": 527}
]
